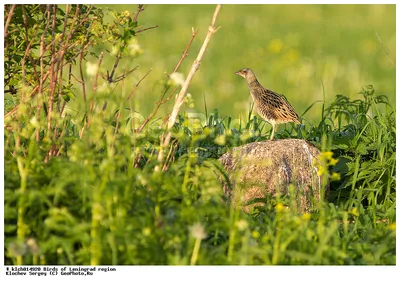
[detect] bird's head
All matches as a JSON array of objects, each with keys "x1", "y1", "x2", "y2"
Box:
[{"x1": 235, "y1": 68, "x2": 256, "y2": 81}]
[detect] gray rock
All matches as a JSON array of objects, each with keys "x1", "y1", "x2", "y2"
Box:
[{"x1": 218, "y1": 139, "x2": 327, "y2": 212}]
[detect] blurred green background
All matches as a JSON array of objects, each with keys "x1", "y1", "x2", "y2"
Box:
[{"x1": 97, "y1": 4, "x2": 395, "y2": 123}]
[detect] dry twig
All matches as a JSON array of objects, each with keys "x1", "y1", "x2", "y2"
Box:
[
  {"x1": 4, "y1": 5, "x2": 17, "y2": 39},
  {"x1": 136, "y1": 27, "x2": 199, "y2": 133},
  {"x1": 155, "y1": 4, "x2": 222, "y2": 170}
]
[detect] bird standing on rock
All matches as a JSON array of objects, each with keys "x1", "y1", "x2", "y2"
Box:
[{"x1": 235, "y1": 68, "x2": 301, "y2": 140}]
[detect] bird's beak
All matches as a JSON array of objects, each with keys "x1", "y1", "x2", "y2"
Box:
[{"x1": 235, "y1": 70, "x2": 245, "y2": 78}]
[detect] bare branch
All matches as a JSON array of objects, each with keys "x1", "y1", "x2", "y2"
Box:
[
  {"x1": 135, "y1": 27, "x2": 199, "y2": 133},
  {"x1": 126, "y1": 67, "x2": 153, "y2": 102},
  {"x1": 113, "y1": 65, "x2": 140, "y2": 83},
  {"x1": 133, "y1": 4, "x2": 144, "y2": 23},
  {"x1": 156, "y1": 4, "x2": 222, "y2": 169},
  {"x1": 135, "y1": 68, "x2": 153, "y2": 88},
  {"x1": 108, "y1": 51, "x2": 122, "y2": 83},
  {"x1": 4, "y1": 5, "x2": 17, "y2": 39},
  {"x1": 136, "y1": 25, "x2": 159, "y2": 34},
  {"x1": 166, "y1": 5, "x2": 221, "y2": 131},
  {"x1": 172, "y1": 28, "x2": 199, "y2": 73}
]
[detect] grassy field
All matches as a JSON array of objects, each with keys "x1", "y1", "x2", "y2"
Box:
[
  {"x1": 3, "y1": 4, "x2": 396, "y2": 266},
  {"x1": 102, "y1": 4, "x2": 396, "y2": 121}
]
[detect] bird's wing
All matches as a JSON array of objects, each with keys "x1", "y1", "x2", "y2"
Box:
[{"x1": 259, "y1": 88, "x2": 301, "y2": 124}]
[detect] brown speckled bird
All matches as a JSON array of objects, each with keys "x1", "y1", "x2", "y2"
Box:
[{"x1": 235, "y1": 68, "x2": 300, "y2": 140}]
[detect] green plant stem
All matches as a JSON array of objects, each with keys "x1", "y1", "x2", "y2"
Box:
[
  {"x1": 181, "y1": 152, "x2": 192, "y2": 196},
  {"x1": 190, "y1": 238, "x2": 202, "y2": 265},
  {"x1": 16, "y1": 157, "x2": 27, "y2": 265},
  {"x1": 90, "y1": 170, "x2": 108, "y2": 265}
]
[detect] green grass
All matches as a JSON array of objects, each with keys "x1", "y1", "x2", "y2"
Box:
[
  {"x1": 100, "y1": 4, "x2": 395, "y2": 121},
  {"x1": 4, "y1": 85, "x2": 396, "y2": 265},
  {"x1": 4, "y1": 4, "x2": 396, "y2": 265}
]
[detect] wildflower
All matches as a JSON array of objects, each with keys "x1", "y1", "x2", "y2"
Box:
[
  {"x1": 329, "y1": 158, "x2": 339, "y2": 166},
  {"x1": 285, "y1": 48, "x2": 300, "y2": 63},
  {"x1": 26, "y1": 238, "x2": 39, "y2": 254},
  {"x1": 317, "y1": 165, "x2": 327, "y2": 176},
  {"x1": 203, "y1": 127, "x2": 211, "y2": 136},
  {"x1": 251, "y1": 230, "x2": 260, "y2": 239},
  {"x1": 388, "y1": 223, "x2": 396, "y2": 231},
  {"x1": 86, "y1": 61, "x2": 98, "y2": 77},
  {"x1": 322, "y1": 151, "x2": 334, "y2": 160},
  {"x1": 169, "y1": 72, "x2": 185, "y2": 87},
  {"x1": 189, "y1": 223, "x2": 206, "y2": 240},
  {"x1": 331, "y1": 172, "x2": 341, "y2": 181},
  {"x1": 319, "y1": 151, "x2": 333, "y2": 161},
  {"x1": 97, "y1": 82, "x2": 112, "y2": 94},
  {"x1": 275, "y1": 203, "x2": 284, "y2": 213},
  {"x1": 142, "y1": 227, "x2": 151, "y2": 236},
  {"x1": 268, "y1": 38, "x2": 284, "y2": 54},
  {"x1": 111, "y1": 45, "x2": 120, "y2": 56},
  {"x1": 127, "y1": 38, "x2": 143, "y2": 57},
  {"x1": 236, "y1": 219, "x2": 248, "y2": 231},
  {"x1": 30, "y1": 117, "x2": 39, "y2": 128},
  {"x1": 350, "y1": 207, "x2": 359, "y2": 217},
  {"x1": 301, "y1": 213, "x2": 311, "y2": 221},
  {"x1": 184, "y1": 93, "x2": 194, "y2": 108},
  {"x1": 215, "y1": 135, "x2": 226, "y2": 145}
]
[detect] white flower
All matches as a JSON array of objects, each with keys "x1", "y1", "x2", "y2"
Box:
[
  {"x1": 111, "y1": 45, "x2": 119, "y2": 56},
  {"x1": 236, "y1": 219, "x2": 248, "y2": 231},
  {"x1": 189, "y1": 223, "x2": 206, "y2": 240},
  {"x1": 97, "y1": 82, "x2": 112, "y2": 93},
  {"x1": 30, "y1": 117, "x2": 39, "y2": 128},
  {"x1": 127, "y1": 38, "x2": 143, "y2": 57},
  {"x1": 170, "y1": 72, "x2": 185, "y2": 86},
  {"x1": 86, "y1": 61, "x2": 98, "y2": 77}
]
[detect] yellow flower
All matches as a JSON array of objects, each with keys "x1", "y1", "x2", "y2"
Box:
[
  {"x1": 388, "y1": 223, "x2": 396, "y2": 231},
  {"x1": 215, "y1": 135, "x2": 226, "y2": 145},
  {"x1": 251, "y1": 230, "x2": 260, "y2": 238},
  {"x1": 284, "y1": 48, "x2": 300, "y2": 63},
  {"x1": 319, "y1": 151, "x2": 333, "y2": 161},
  {"x1": 317, "y1": 166, "x2": 327, "y2": 176},
  {"x1": 268, "y1": 38, "x2": 284, "y2": 54},
  {"x1": 301, "y1": 213, "x2": 311, "y2": 221},
  {"x1": 331, "y1": 172, "x2": 341, "y2": 181},
  {"x1": 275, "y1": 203, "x2": 284, "y2": 213},
  {"x1": 329, "y1": 158, "x2": 339, "y2": 166},
  {"x1": 142, "y1": 227, "x2": 151, "y2": 236},
  {"x1": 350, "y1": 208, "x2": 359, "y2": 217}
]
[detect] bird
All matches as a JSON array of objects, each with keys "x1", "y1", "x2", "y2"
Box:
[{"x1": 235, "y1": 68, "x2": 300, "y2": 140}]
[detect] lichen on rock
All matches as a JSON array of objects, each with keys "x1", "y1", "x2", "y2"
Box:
[{"x1": 218, "y1": 139, "x2": 327, "y2": 212}]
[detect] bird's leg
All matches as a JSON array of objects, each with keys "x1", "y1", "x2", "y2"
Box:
[{"x1": 270, "y1": 123, "x2": 275, "y2": 141}]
